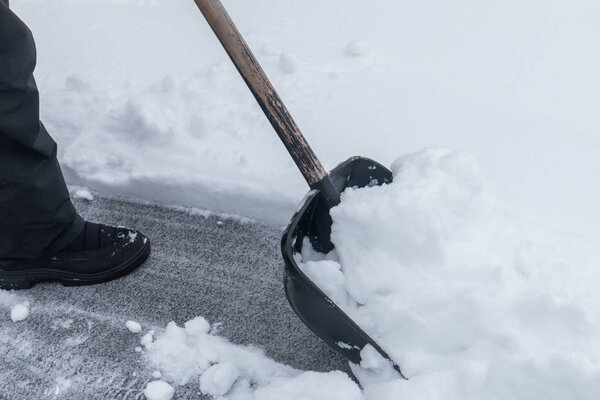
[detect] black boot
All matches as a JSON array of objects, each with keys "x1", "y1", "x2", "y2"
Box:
[{"x1": 0, "y1": 221, "x2": 151, "y2": 290}]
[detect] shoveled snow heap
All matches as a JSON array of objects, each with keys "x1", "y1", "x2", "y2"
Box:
[
  {"x1": 141, "y1": 149, "x2": 599, "y2": 399},
  {"x1": 142, "y1": 317, "x2": 362, "y2": 399},
  {"x1": 299, "y1": 148, "x2": 600, "y2": 399}
]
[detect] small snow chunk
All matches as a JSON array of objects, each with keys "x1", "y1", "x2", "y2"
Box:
[
  {"x1": 359, "y1": 344, "x2": 387, "y2": 370},
  {"x1": 144, "y1": 380, "x2": 174, "y2": 400},
  {"x1": 152, "y1": 371, "x2": 162, "y2": 379},
  {"x1": 141, "y1": 332, "x2": 154, "y2": 348},
  {"x1": 199, "y1": 363, "x2": 239, "y2": 397},
  {"x1": 345, "y1": 40, "x2": 372, "y2": 57},
  {"x1": 279, "y1": 52, "x2": 298, "y2": 73},
  {"x1": 336, "y1": 341, "x2": 360, "y2": 350},
  {"x1": 135, "y1": 346, "x2": 143, "y2": 353},
  {"x1": 10, "y1": 302, "x2": 30, "y2": 322},
  {"x1": 126, "y1": 320, "x2": 142, "y2": 333},
  {"x1": 73, "y1": 188, "x2": 94, "y2": 201},
  {"x1": 184, "y1": 316, "x2": 211, "y2": 336},
  {"x1": 128, "y1": 231, "x2": 138, "y2": 243},
  {"x1": 217, "y1": 221, "x2": 223, "y2": 226}
]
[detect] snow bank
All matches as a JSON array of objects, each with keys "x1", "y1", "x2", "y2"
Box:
[
  {"x1": 12, "y1": 0, "x2": 600, "y2": 241},
  {"x1": 299, "y1": 148, "x2": 600, "y2": 399},
  {"x1": 143, "y1": 317, "x2": 362, "y2": 399}
]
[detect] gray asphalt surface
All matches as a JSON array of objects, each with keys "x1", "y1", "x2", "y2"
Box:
[{"x1": 0, "y1": 194, "x2": 349, "y2": 399}]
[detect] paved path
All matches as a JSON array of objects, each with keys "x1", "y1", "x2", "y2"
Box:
[{"x1": 0, "y1": 195, "x2": 349, "y2": 399}]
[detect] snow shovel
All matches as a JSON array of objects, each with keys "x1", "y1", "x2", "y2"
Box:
[{"x1": 193, "y1": 0, "x2": 404, "y2": 377}]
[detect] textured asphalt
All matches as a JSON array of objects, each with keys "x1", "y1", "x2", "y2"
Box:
[{"x1": 0, "y1": 195, "x2": 349, "y2": 399}]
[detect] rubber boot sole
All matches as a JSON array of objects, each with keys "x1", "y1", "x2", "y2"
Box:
[{"x1": 0, "y1": 242, "x2": 151, "y2": 290}]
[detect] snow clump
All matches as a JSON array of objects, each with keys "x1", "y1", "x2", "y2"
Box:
[
  {"x1": 143, "y1": 380, "x2": 174, "y2": 400},
  {"x1": 144, "y1": 316, "x2": 361, "y2": 399},
  {"x1": 299, "y1": 148, "x2": 600, "y2": 399},
  {"x1": 10, "y1": 302, "x2": 30, "y2": 322},
  {"x1": 72, "y1": 187, "x2": 94, "y2": 201},
  {"x1": 126, "y1": 320, "x2": 142, "y2": 333}
]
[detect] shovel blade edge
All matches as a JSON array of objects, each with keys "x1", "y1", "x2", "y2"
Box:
[{"x1": 281, "y1": 156, "x2": 405, "y2": 378}]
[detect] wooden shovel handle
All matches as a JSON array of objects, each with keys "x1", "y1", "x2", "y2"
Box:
[{"x1": 192, "y1": 0, "x2": 328, "y2": 187}]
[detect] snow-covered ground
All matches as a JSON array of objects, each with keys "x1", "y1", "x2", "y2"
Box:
[
  {"x1": 10, "y1": 0, "x2": 600, "y2": 244},
  {"x1": 5, "y1": 0, "x2": 600, "y2": 399}
]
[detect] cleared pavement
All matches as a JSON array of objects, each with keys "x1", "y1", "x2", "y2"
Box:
[{"x1": 0, "y1": 195, "x2": 349, "y2": 399}]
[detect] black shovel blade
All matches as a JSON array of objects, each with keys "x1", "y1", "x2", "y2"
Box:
[{"x1": 281, "y1": 156, "x2": 405, "y2": 378}]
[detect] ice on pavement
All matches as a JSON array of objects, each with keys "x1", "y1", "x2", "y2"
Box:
[{"x1": 298, "y1": 148, "x2": 600, "y2": 399}]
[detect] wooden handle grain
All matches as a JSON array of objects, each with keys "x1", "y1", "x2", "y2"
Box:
[{"x1": 192, "y1": 0, "x2": 328, "y2": 187}]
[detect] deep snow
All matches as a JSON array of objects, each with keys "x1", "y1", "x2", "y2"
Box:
[
  {"x1": 300, "y1": 149, "x2": 600, "y2": 399},
  {"x1": 10, "y1": 0, "x2": 600, "y2": 244}
]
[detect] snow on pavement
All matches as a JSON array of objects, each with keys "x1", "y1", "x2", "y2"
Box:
[
  {"x1": 0, "y1": 195, "x2": 349, "y2": 399},
  {"x1": 134, "y1": 317, "x2": 362, "y2": 400}
]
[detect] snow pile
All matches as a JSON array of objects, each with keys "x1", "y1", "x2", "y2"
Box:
[
  {"x1": 299, "y1": 148, "x2": 600, "y2": 399},
  {"x1": 143, "y1": 317, "x2": 362, "y2": 399}
]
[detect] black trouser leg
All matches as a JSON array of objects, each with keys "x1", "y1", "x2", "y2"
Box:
[{"x1": 0, "y1": 2, "x2": 83, "y2": 259}]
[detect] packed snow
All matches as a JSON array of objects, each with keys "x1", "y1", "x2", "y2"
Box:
[
  {"x1": 10, "y1": 0, "x2": 600, "y2": 243},
  {"x1": 299, "y1": 149, "x2": 600, "y2": 399}
]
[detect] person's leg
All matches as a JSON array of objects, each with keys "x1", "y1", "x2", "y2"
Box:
[
  {"x1": 0, "y1": 2, "x2": 150, "y2": 290},
  {"x1": 0, "y1": 1, "x2": 84, "y2": 259}
]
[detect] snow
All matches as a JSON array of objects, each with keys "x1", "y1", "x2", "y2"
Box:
[
  {"x1": 141, "y1": 332, "x2": 154, "y2": 348},
  {"x1": 298, "y1": 148, "x2": 600, "y2": 399},
  {"x1": 10, "y1": 302, "x2": 30, "y2": 322},
  {"x1": 279, "y1": 52, "x2": 298, "y2": 74},
  {"x1": 144, "y1": 318, "x2": 362, "y2": 399},
  {"x1": 4, "y1": 0, "x2": 600, "y2": 397},
  {"x1": 143, "y1": 380, "x2": 174, "y2": 400},
  {"x1": 126, "y1": 320, "x2": 142, "y2": 333},
  {"x1": 345, "y1": 40, "x2": 372, "y2": 57},
  {"x1": 71, "y1": 187, "x2": 94, "y2": 201},
  {"x1": 9, "y1": 0, "x2": 600, "y2": 243},
  {"x1": 199, "y1": 362, "x2": 239, "y2": 397}
]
